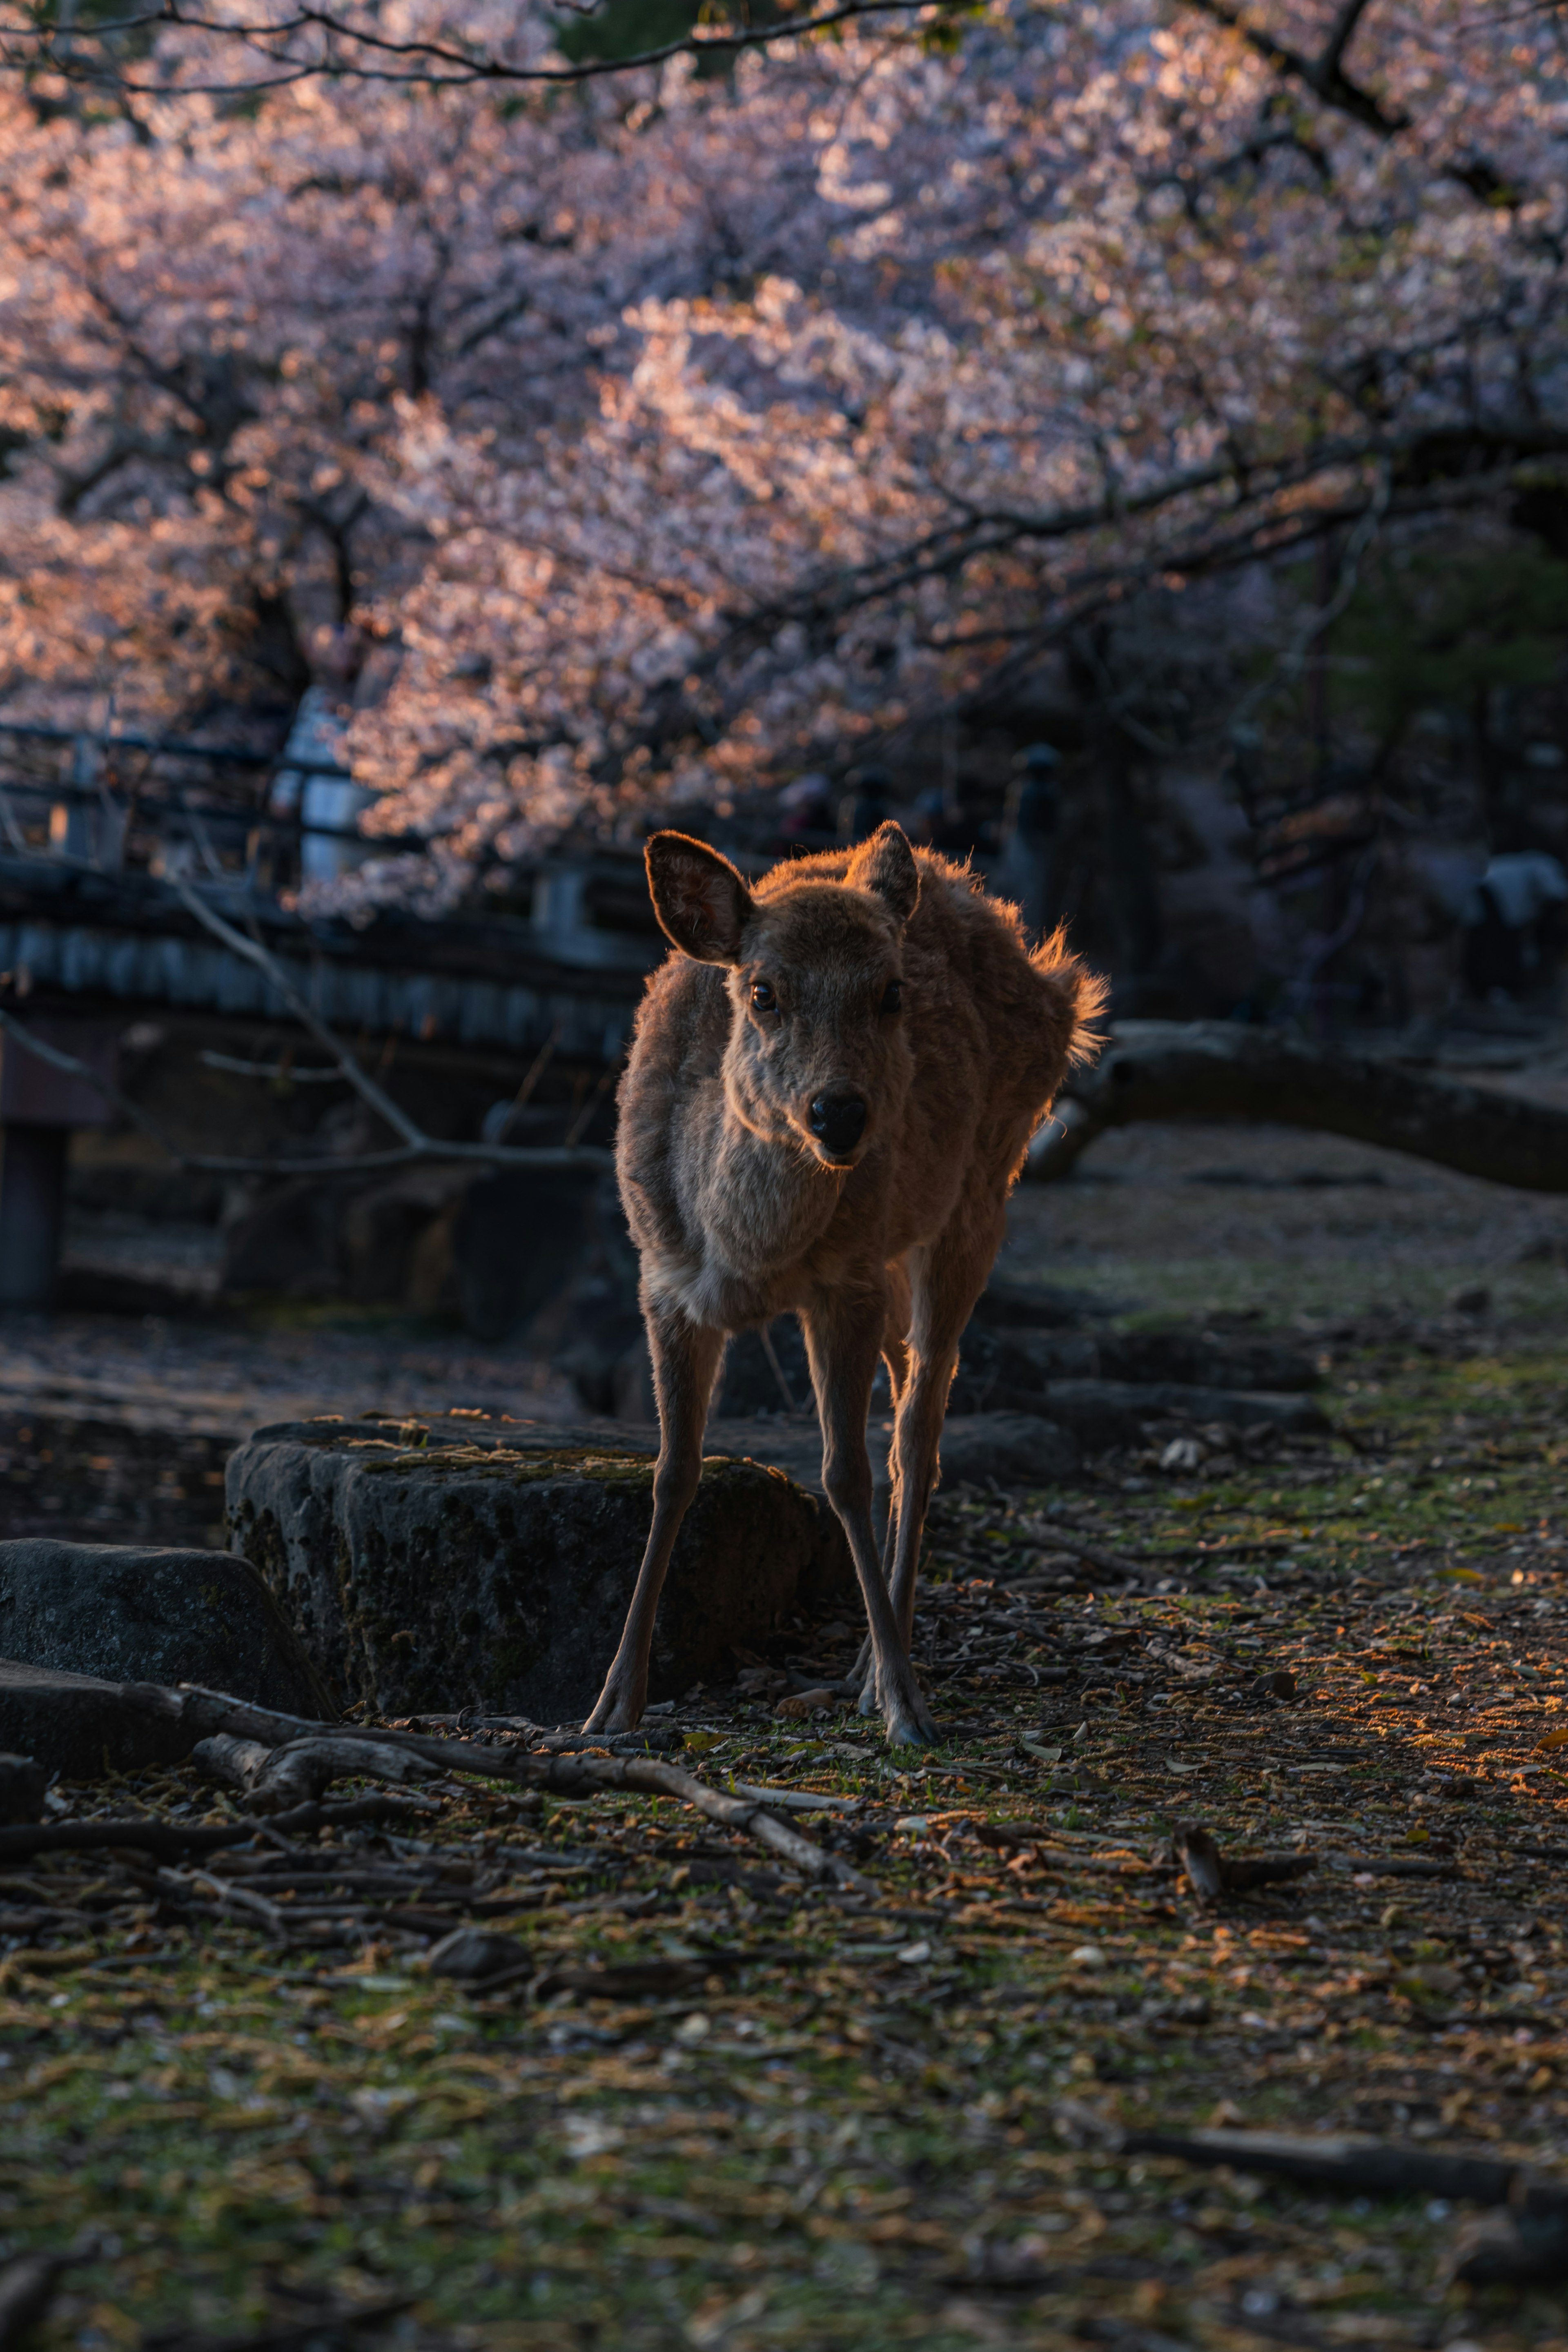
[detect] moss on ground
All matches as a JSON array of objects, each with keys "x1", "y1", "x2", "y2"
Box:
[{"x1": 5, "y1": 1333, "x2": 1568, "y2": 2350}]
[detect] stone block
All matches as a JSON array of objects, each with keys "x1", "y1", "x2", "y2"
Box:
[
  {"x1": 0, "y1": 1661, "x2": 192, "y2": 1777},
  {"x1": 226, "y1": 1416, "x2": 849, "y2": 1721},
  {"x1": 0, "y1": 1539, "x2": 334, "y2": 1719}
]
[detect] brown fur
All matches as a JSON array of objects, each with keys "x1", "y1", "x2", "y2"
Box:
[{"x1": 585, "y1": 821, "x2": 1105, "y2": 1744}]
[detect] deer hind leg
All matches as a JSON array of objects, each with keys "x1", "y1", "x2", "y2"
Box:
[
  {"x1": 803, "y1": 1279, "x2": 935, "y2": 1748},
  {"x1": 584, "y1": 1299, "x2": 726, "y2": 1734},
  {"x1": 881, "y1": 1256, "x2": 913, "y2": 1556},
  {"x1": 885, "y1": 1205, "x2": 1007, "y2": 1657},
  {"x1": 845, "y1": 1262, "x2": 913, "y2": 1695}
]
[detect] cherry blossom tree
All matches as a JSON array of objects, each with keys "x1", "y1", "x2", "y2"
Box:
[{"x1": 0, "y1": 0, "x2": 1563, "y2": 911}]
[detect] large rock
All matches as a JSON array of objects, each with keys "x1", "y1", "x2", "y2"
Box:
[
  {"x1": 950, "y1": 1323, "x2": 1320, "y2": 1417},
  {"x1": 0, "y1": 1661, "x2": 194, "y2": 1777},
  {"x1": 704, "y1": 1412, "x2": 1079, "y2": 1495},
  {"x1": 0, "y1": 1539, "x2": 334, "y2": 1719},
  {"x1": 0, "y1": 1748, "x2": 47, "y2": 1821},
  {"x1": 935, "y1": 1413, "x2": 1079, "y2": 1488},
  {"x1": 226, "y1": 1416, "x2": 850, "y2": 1720},
  {"x1": 1038, "y1": 1379, "x2": 1326, "y2": 1450}
]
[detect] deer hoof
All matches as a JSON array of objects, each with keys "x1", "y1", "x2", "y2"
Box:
[
  {"x1": 880, "y1": 1682, "x2": 938, "y2": 1747},
  {"x1": 583, "y1": 1683, "x2": 644, "y2": 1734}
]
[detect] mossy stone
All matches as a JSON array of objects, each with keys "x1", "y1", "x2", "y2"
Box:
[{"x1": 225, "y1": 1415, "x2": 848, "y2": 1720}]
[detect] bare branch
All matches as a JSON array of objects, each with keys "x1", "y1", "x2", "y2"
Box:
[
  {"x1": 1319, "y1": 0, "x2": 1376, "y2": 82},
  {"x1": 1230, "y1": 457, "x2": 1392, "y2": 728},
  {"x1": 2, "y1": 0, "x2": 938, "y2": 96},
  {"x1": 0, "y1": 1005, "x2": 615, "y2": 1177},
  {"x1": 0, "y1": 1004, "x2": 192, "y2": 1158},
  {"x1": 1181, "y1": 0, "x2": 1410, "y2": 136},
  {"x1": 169, "y1": 876, "x2": 426, "y2": 1149},
  {"x1": 0, "y1": 862, "x2": 619, "y2": 1180},
  {"x1": 0, "y1": 0, "x2": 1420, "y2": 127},
  {"x1": 198, "y1": 1049, "x2": 348, "y2": 1083},
  {"x1": 702, "y1": 415, "x2": 1560, "y2": 664}
]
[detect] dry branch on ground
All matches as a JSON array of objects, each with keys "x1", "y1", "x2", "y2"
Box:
[{"x1": 1, "y1": 1324, "x2": 1567, "y2": 2347}]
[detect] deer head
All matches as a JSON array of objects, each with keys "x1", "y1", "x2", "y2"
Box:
[{"x1": 646, "y1": 822, "x2": 921, "y2": 1169}]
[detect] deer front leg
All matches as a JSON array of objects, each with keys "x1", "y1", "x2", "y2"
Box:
[
  {"x1": 803, "y1": 1284, "x2": 935, "y2": 1748},
  {"x1": 584, "y1": 1303, "x2": 725, "y2": 1734}
]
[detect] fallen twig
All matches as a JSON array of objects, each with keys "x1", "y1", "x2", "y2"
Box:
[
  {"x1": 1119, "y1": 2124, "x2": 1557, "y2": 2212},
  {"x1": 1011, "y1": 1527, "x2": 1165, "y2": 1585},
  {"x1": 0, "y1": 1792, "x2": 438, "y2": 1864},
  {"x1": 193, "y1": 1733, "x2": 440, "y2": 1812},
  {"x1": 974, "y1": 1822, "x2": 1169, "y2": 1873},
  {"x1": 1175, "y1": 1824, "x2": 1315, "y2": 1900},
  {"x1": 141, "y1": 2292, "x2": 414, "y2": 2352},
  {"x1": 538, "y1": 1754, "x2": 864, "y2": 1887},
  {"x1": 25, "y1": 1680, "x2": 864, "y2": 1891},
  {"x1": 728, "y1": 1783, "x2": 864, "y2": 1813},
  {"x1": 1337, "y1": 1853, "x2": 1459, "y2": 1880},
  {"x1": 160, "y1": 1866, "x2": 291, "y2": 1937}
]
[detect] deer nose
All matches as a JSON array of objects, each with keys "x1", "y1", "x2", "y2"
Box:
[{"x1": 809, "y1": 1091, "x2": 867, "y2": 1155}]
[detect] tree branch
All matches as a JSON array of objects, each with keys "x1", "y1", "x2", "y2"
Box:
[
  {"x1": 1031, "y1": 1021, "x2": 1568, "y2": 1195},
  {"x1": 2, "y1": 0, "x2": 938, "y2": 95},
  {"x1": 694, "y1": 420, "x2": 1567, "y2": 688},
  {"x1": 0, "y1": 1680, "x2": 866, "y2": 1890},
  {"x1": 1182, "y1": 0, "x2": 1409, "y2": 137},
  {"x1": 0, "y1": 1004, "x2": 613, "y2": 1176},
  {"x1": 0, "y1": 868, "x2": 617, "y2": 1178},
  {"x1": 169, "y1": 877, "x2": 425, "y2": 1149}
]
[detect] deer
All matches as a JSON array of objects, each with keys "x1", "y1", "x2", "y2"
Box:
[{"x1": 584, "y1": 820, "x2": 1103, "y2": 1746}]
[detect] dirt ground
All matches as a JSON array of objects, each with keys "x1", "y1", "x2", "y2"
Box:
[
  {"x1": 4, "y1": 1120, "x2": 1568, "y2": 2352},
  {"x1": 1003, "y1": 1118, "x2": 1568, "y2": 1329}
]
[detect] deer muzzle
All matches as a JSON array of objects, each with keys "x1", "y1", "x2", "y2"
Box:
[{"x1": 808, "y1": 1089, "x2": 868, "y2": 1161}]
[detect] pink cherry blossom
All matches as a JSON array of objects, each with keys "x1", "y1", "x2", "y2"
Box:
[{"x1": 0, "y1": 0, "x2": 1559, "y2": 907}]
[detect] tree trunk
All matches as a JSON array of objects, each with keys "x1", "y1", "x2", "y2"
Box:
[{"x1": 1032, "y1": 1020, "x2": 1568, "y2": 1193}]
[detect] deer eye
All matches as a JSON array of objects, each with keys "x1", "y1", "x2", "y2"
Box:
[
  {"x1": 751, "y1": 979, "x2": 778, "y2": 1014},
  {"x1": 880, "y1": 979, "x2": 902, "y2": 1016}
]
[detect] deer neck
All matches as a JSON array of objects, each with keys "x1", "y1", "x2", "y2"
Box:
[{"x1": 692, "y1": 1055, "x2": 846, "y2": 1281}]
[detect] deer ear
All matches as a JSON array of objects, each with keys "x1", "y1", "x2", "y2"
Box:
[
  {"x1": 848, "y1": 821, "x2": 920, "y2": 927},
  {"x1": 646, "y1": 831, "x2": 754, "y2": 965}
]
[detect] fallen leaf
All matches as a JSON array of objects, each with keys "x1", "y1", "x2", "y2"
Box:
[
  {"x1": 1393, "y1": 1964, "x2": 1463, "y2": 2003},
  {"x1": 774, "y1": 1688, "x2": 838, "y2": 1719},
  {"x1": 425, "y1": 1929, "x2": 528, "y2": 1984}
]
